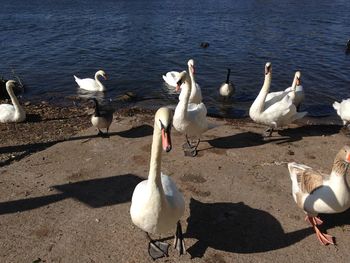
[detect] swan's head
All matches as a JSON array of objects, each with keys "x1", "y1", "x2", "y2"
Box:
[
  {"x1": 6, "y1": 80, "x2": 16, "y2": 89},
  {"x1": 265, "y1": 62, "x2": 272, "y2": 75},
  {"x1": 155, "y1": 107, "x2": 173, "y2": 152},
  {"x1": 175, "y1": 71, "x2": 189, "y2": 92},
  {"x1": 295, "y1": 71, "x2": 301, "y2": 86},
  {"x1": 187, "y1": 59, "x2": 195, "y2": 74},
  {"x1": 97, "y1": 70, "x2": 107, "y2": 80}
]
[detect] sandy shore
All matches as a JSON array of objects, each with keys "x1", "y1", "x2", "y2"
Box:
[{"x1": 1, "y1": 103, "x2": 350, "y2": 263}]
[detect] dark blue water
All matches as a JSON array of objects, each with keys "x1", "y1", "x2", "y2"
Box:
[{"x1": 1, "y1": 0, "x2": 350, "y2": 117}]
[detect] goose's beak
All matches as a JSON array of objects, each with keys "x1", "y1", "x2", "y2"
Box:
[
  {"x1": 346, "y1": 152, "x2": 350, "y2": 163},
  {"x1": 161, "y1": 128, "x2": 172, "y2": 152}
]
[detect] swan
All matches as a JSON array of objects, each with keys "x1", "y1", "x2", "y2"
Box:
[
  {"x1": 130, "y1": 107, "x2": 186, "y2": 260},
  {"x1": 89, "y1": 98, "x2": 113, "y2": 136},
  {"x1": 333, "y1": 99, "x2": 350, "y2": 126},
  {"x1": 74, "y1": 70, "x2": 107, "y2": 91},
  {"x1": 0, "y1": 80, "x2": 26, "y2": 123},
  {"x1": 288, "y1": 145, "x2": 350, "y2": 245},
  {"x1": 249, "y1": 62, "x2": 307, "y2": 137},
  {"x1": 265, "y1": 71, "x2": 304, "y2": 110},
  {"x1": 173, "y1": 71, "x2": 208, "y2": 156},
  {"x1": 219, "y1": 68, "x2": 235, "y2": 98},
  {"x1": 163, "y1": 59, "x2": 202, "y2": 104}
]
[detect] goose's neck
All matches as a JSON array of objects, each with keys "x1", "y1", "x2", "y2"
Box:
[
  {"x1": 226, "y1": 69, "x2": 231, "y2": 84},
  {"x1": 148, "y1": 123, "x2": 163, "y2": 188},
  {"x1": 333, "y1": 154, "x2": 350, "y2": 178},
  {"x1": 253, "y1": 73, "x2": 272, "y2": 113},
  {"x1": 94, "y1": 101, "x2": 101, "y2": 117},
  {"x1": 6, "y1": 84, "x2": 22, "y2": 113},
  {"x1": 94, "y1": 72, "x2": 103, "y2": 89}
]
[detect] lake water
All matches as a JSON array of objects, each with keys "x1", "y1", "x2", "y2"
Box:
[{"x1": 1, "y1": 0, "x2": 350, "y2": 118}]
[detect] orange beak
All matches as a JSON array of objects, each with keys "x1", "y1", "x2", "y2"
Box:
[
  {"x1": 176, "y1": 84, "x2": 181, "y2": 92},
  {"x1": 161, "y1": 129, "x2": 172, "y2": 152},
  {"x1": 346, "y1": 153, "x2": 350, "y2": 163},
  {"x1": 103, "y1": 75, "x2": 108, "y2": 80},
  {"x1": 191, "y1": 66, "x2": 195, "y2": 74}
]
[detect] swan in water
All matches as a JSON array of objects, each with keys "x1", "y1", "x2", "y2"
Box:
[
  {"x1": 288, "y1": 145, "x2": 350, "y2": 245},
  {"x1": 173, "y1": 71, "x2": 208, "y2": 156},
  {"x1": 130, "y1": 107, "x2": 186, "y2": 260},
  {"x1": 163, "y1": 59, "x2": 202, "y2": 104},
  {"x1": 0, "y1": 80, "x2": 26, "y2": 123},
  {"x1": 333, "y1": 99, "x2": 350, "y2": 127},
  {"x1": 219, "y1": 68, "x2": 235, "y2": 98},
  {"x1": 265, "y1": 71, "x2": 304, "y2": 110},
  {"x1": 89, "y1": 98, "x2": 113, "y2": 136},
  {"x1": 249, "y1": 62, "x2": 307, "y2": 137},
  {"x1": 74, "y1": 70, "x2": 107, "y2": 91}
]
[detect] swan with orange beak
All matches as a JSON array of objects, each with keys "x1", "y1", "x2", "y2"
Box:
[
  {"x1": 130, "y1": 107, "x2": 186, "y2": 259},
  {"x1": 288, "y1": 145, "x2": 350, "y2": 245}
]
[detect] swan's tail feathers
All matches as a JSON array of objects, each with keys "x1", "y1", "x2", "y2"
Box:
[
  {"x1": 73, "y1": 75, "x2": 80, "y2": 83},
  {"x1": 207, "y1": 121, "x2": 220, "y2": 130},
  {"x1": 162, "y1": 75, "x2": 168, "y2": 83},
  {"x1": 293, "y1": 111, "x2": 307, "y2": 121},
  {"x1": 333, "y1": 101, "x2": 341, "y2": 115}
]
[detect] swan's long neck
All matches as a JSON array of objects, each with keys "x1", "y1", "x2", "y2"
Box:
[
  {"x1": 252, "y1": 73, "x2": 272, "y2": 113},
  {"x1": 148, "y1": 122, "x2": 163, "y2": 188},
  {"x1": 188, "y1": 65, "x2": 196, "y2": 98},
  {"x1": 94, "y1": 72, "x2": 103, "y2": 89},
  {"x1": 177, "y1": 78, "x2": 191, "y2": 118},
  {"x1": 6, "y1": 84, "x2": 22, "y2": 113}
]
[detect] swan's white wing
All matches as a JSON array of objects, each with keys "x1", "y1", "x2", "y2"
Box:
[
  {"x1": 265, "y1": 90, "x2": 290, "y2": 107},
  {"x1": 0, "y1": 104, "x2": 15, "y2": 122},
  {"x1": 163, "y1": 71, "x2": 179, "y2": 87},
  {"x1": 74, "y1": 76, "x2": 97, "y2": 91}
]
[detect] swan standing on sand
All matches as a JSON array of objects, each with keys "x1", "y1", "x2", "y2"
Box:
[
  {"x1": 288, "y1": 145, "x2": 350, "y2": 245},
  {"x1": 333, "y1": 99, "x2": 350, "y2": 127},
  {"x1": 130, "y1": 107, "x2": 186, "y2": 260},
  {"x1": 219, "y1": 68, "x2": 235, "y2": 98},
  {"x1": 265, "y1": 71, "x2": 304, "y2": 110},
  {"x1": 74, "y1": 70, "x2": 107, "y2": 91},
  {"x1": 0, "y1": 80, "x2": 26, "y2": 123},
  {"x1": 89, "y1": 98, "x2": 113, "y2": 136},
  {"x1": 249, "y1": 62, "x2": 307, "y2": 137},
  {"x1": 173, "y1": 71, "x2": 208, "y2": 156},
  {"x1": 163, "y1": 59, "x2": 202, "y2": 104}
]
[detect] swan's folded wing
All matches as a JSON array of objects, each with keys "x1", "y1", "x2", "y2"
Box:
[
  {"x1": 263, "y1": 95, "x2": 294, "y2": 118},
  {"x1": 0, "y1": 104, "x2": 15, "y2": 121}
]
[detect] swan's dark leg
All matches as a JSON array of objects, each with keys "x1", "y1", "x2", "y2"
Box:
[
  {"x1": 97, "y1": 128, "x2": 103, "y2": 136},
  {"x1": 174, "y1": 221, "x2": 186, "y2": 255},
  {"x1": 263, "y1": 128, "x2": 273, "y2": 137},
  {"x1": 146, "y1": 232, "x2": 169, "y2": 260}
]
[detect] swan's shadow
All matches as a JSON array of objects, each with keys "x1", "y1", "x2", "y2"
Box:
[
  {"x1": 207, "y1": 124, "x2": 341, "y2": 150},
  {"x1": 0, "y1": 173, "x2": 143, "y2": 215},
  {"x1": 186, "y1": 198, "x2": 313, "y2": 258}
]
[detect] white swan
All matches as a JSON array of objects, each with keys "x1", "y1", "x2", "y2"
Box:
[
  {"x1": 249, "y1": 62, "x2": 307, "y2": 137},
  {"x1": 74, "y1": 70, "x2": 107, "y2": 91},
  {"x1": 0, "y1": 80, "x2": 26, "y2": 123},
  {"x1": 333, "y1": 99, "x2": 350, "y2": 126},
  {"x1": 163, "y1": 59, "x2": 202, "y2": 104},
  {"x1": 130, "y1": 107, "x2": 185, "y2": 260},
  {"x1": 219, "y1": 68, "x2": 235, "y2": 98},
  {"x1": 265, "y1": 71, "x2": 304, "y2": 110},
  {"x1": 173, "y1": 71, "x2": 208, "y2": 156},
  {"x1": 89, "y1": 98, "x2": 113, "y2": 136},
  {"x1": 288, "y1": 145, "x2": 350, "y2": 245}
]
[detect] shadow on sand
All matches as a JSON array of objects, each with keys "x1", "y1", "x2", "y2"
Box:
[
  {"x1": 185, "y1": 198, "x2": 313, "y2": 258},
  {"x1": 0, "y1": 124, "x2": 153, "y2": 166},
  {"x1": 0, "y1": 173, "x2": 143, "y2": 215},
  {"x1": 207, "y1": 124, "x2": 341, "y2": 149}
]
